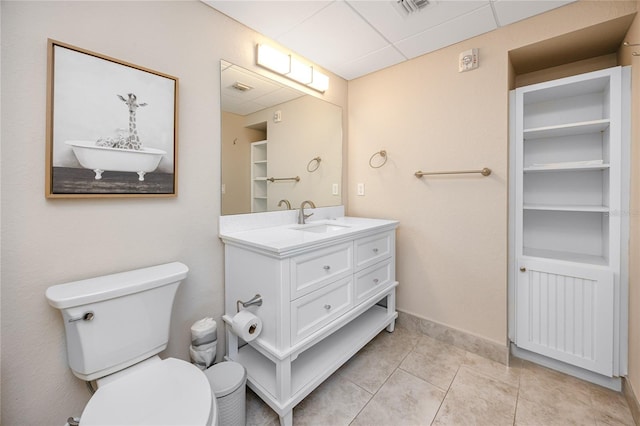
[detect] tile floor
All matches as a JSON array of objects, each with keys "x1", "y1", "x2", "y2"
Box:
[{"x1": 245, "y1": 325, "x2": 636, "y2": 426}]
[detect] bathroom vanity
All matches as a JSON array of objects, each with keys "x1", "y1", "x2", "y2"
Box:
[{"x1": 220, "y1": 209, "x2": 398, "y2": 426}]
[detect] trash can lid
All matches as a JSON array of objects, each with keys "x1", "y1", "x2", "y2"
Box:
[{"x1": 205, "y1": 361, "x2": 247, "y2": 397}]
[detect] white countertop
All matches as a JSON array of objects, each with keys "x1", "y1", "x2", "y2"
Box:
[{"x1": 219, "y1": 216, "x2": 399, "y2": 255}]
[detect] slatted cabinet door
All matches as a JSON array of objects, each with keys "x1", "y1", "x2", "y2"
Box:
[{"x1": 516, "y1": 259, "x2": 614, "y2": 376}]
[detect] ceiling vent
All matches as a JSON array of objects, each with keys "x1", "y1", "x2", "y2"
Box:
[
  {"x1": 231, "y1": 82, "x2": 253, "y2": 92},
  {"x1": 394, "y1": 0, "x2": 429, "y2": 16}
]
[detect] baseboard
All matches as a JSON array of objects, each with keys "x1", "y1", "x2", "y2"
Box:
[
  {"x1": 623, "y1": 377, "x2": 640, "y2": 425},
  {"x1": 396, "y1": 310, "x2": 509, "y2": 365},
  {"x1": 511, "y1": 344, "x2": 621, "y2": 391}
]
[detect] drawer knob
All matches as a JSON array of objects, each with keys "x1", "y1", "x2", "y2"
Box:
[
  {"x1": 373, "y1": 248, "x2": 379, "y2": 253},
  {"x1": 324, "y1": 304, "x2": 331, "y2": 310},
  {"x1": 373, "y1": 278, "x2": 379, "y2": 284},
  {"x1": 519, "y1": 267, "x2": 526, "y2": 272},
  {"x1": 323, "y1": 265, "x2": 331, "y2": 270}
]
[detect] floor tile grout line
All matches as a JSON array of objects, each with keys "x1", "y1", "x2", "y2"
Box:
[
  {"x1": 430, "y1": 361, "x2": 463, "y2": 425},
  {"x1": 512, "y1": 378, "x2": 521, "y2": 426},
  {"x1": 347, "y1": 331, "x2": 428, "y2": 425}
]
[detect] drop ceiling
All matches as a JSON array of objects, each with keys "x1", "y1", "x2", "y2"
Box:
[
  {"x1": 203, "y1": 0, "x2": 575, "y2": 81},
  {"x1": 221, "y1": 60, "x2": 305, "y2": 116}
]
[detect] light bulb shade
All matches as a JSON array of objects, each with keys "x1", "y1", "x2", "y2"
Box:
[
  {"x1": 309, "y1": 69, "x2": 329, "y2": 93},
  {"x1": 288, "y1": 57, "x2": 313, "y2": 84},
  {"x1": 256, "y1": 44, "x2": 290, "y2": 75},
  {"x1": 256, "y1": 43, "x2": 329, "y2": 93}
]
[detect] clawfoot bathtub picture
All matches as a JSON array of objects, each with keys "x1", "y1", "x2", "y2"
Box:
[{"x1": 46, "y1": 39, "x2": 178, "y2": 198}]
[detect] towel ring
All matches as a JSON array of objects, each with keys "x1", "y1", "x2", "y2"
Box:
[
  {"x1": 369, "y1": 150, "x2": 388, "y2": 169},
  {"x1": 307, "y1": 157, "x2": 321, "y2": 172}
]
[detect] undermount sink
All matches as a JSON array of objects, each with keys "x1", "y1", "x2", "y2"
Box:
[{"x1": 293, "y1": 222, "x2": 351, "y2": 233}]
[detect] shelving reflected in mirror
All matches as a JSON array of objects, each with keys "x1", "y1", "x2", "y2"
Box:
[{"x1": 220, "y1": 60, "x2": 342, "y2": 215}]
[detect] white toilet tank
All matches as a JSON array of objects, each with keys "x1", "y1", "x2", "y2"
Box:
[{"x1": 46, "y1": 262, "x2": 189, "y2": 381}]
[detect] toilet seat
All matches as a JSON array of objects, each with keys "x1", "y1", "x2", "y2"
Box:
[{"x1": 80, "y1": 358, "x2": 215, "y2": 426}]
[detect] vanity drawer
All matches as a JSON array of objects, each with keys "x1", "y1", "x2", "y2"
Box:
[
  {"x1": 290, "y1": 242, "x2": 353, "y2": 299},
  {"x1": 354, "y1": 258, "x2": 393, "y2": 304},
  {"x1": 355, "y1": 231, "x2": 393, "y2": 270},
  {"x1": 291, "y1": 276, "x2": 353, "y2": 344}
]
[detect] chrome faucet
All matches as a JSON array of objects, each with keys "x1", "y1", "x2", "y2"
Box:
[
  {"x1": 278, "y1": 199, "x2": 291, "y2": 210},
  {"x1": 298, "y1": 200, "x2": 316, "y2": 224}
]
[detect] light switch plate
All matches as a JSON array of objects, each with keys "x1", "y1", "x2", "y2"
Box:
[{"x1": 357, "y1": 183, "x2": 365, "y2": 196}]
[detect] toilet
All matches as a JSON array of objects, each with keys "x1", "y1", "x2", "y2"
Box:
[{"x1": 45, "y1": 262, "x2": 217, "y2": 425}]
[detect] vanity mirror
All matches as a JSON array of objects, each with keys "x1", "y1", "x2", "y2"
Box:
[{"x1": 220, "y1": 60, "x2": 342, "y2": 215}]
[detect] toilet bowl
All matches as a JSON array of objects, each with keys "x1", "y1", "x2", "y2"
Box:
[{"x1": 46, "y1": 262, "x2": 216, "y2": 425}]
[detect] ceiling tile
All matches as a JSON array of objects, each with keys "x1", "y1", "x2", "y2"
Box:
[
  {"x1": 276, "y1": 1, "x2": 390, "y2": 72},
  {"x1": 221, "y1": 63, "x2": 305, "y2": 115},
  {"x1": 394, "y1": 4, "x2": 497, "y2": 59},
  {"x1": 492, "y1": 0, "x2": 575, "y2": 27},
  {"x1": 203, "y1": 1, "x2": 332, "y2": 39},
  {"x1": 347, "y1": 0, "x2": 490, "y2": 43},
  {"x1": 204, "y1": 0, "x2": 581, "y2": 81},
  {"x1": 221, "y1": 66, "x2": 282, "y2": 100},
  {"x1": 253, "y1": 85, "x2": 305, "y2": 108},
  {"x1": 330, "y1": 45, "x2": 406, "y2": 80}
]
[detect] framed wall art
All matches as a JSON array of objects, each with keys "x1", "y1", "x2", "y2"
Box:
[{"x1": 45, "y1": 39, "x2": 179, "y2": 198}]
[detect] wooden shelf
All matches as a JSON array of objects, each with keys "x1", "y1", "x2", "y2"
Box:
[
  {"x1": 523, "y1": 204, "x2": 609, "y2": 213},
  {"x1": 523, "y1": 119, "x2": 610, "y2": 140},
  {"x1": 237, "y1": 304, "x2": 394, "y2": 404},
  {"x1": 523, "y1": 163, "x2": 609, "y2": 173},
  {"x1": 523, "y1": 247, "x2": 608, "y2": 266}
]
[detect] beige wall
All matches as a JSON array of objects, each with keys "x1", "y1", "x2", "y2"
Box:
[
  {"x1": 221, "y1": 111, "x2": 264, "y2": 215},
  {"x1": 347, "y1": 0, "x2": 638, "y2": 346},
  {"x1": 245, "y1": 96, "x2": 343, "y2": 211},
  {"x1": 0, "y1": 2, "x2": 347, "y2": 424},
  {"x1": 619, "y1": 4, "x2": 640, "y2": 407}
]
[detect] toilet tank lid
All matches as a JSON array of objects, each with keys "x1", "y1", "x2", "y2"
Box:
[{"x1": 46, "y1": 262, "x2": 189, "y2": 309}]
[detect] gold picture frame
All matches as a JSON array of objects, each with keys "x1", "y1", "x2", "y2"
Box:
[{"x1": 45, "y1": 39, "x2": 179, "y2": 198}]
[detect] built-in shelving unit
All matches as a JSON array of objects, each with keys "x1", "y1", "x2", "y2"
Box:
[
  {"x1": 251, "y1": 141, "x2": 268, "y2": 212},
  {"x1": 512, "y1": 66, "x2": 629, "y2": 380}
]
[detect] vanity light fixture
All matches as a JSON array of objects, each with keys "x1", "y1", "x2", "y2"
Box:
[{"x1": 256, "y1": 43, "x2": 329, "y2": 93}]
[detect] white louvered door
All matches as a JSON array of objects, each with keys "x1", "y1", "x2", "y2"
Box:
[{"x1": 515, "y1": 259, "x2": 614, "y2": 376}]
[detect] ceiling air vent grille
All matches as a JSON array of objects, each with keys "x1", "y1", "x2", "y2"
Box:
[
  {"x1": 232, "y1": 82, "x2": 253, "y2": 92},
  {"x1": 395, "y1": 0, "x2": 429, "y2": 15}
]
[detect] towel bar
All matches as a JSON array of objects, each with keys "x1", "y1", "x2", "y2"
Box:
[{"x1": 415, "y1": 167, "x2": 491, "y2": 177}]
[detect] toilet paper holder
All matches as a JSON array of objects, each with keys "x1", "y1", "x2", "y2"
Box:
[{"x1": 236, "y1": 294, "x2": 263, "y2": 313}]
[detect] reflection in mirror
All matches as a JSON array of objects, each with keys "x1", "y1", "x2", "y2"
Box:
[{"x1": 220, "y1": 60, "x2": 342, "y2": 215}]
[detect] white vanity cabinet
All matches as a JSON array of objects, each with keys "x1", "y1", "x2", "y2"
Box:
[{"x1": 220, "y1": 218, "x2": 398, "y2": 426}]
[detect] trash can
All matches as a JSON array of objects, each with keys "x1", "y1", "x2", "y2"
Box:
[{"x1": 204, "y1": 361, "x2": 247, "y2": 426}]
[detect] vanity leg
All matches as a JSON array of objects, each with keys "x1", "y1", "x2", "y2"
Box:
[
  {"x1": 385, "y1": 290, "x2": 396, "y2": 333},
  {"x1": 275, "y1": 358, "x2": 292, "y2": 401},
  {"x1": 386, "y1": 320, "x2": 396, "y2": 333},
  {"x1": 279, "y1": 410, "x2": 293, "y2": 426}
]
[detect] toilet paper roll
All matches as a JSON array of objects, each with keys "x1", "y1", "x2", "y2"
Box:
[
  {"x1": 231, "y1": 310, "x2": 263, "y2": 342},
  {"x1": 191, "y1": 317, "x2": 217, "y2": 346}
]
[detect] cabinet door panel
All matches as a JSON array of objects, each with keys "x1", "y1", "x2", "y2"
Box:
[
  {"x1": 290, "y1": 242, "x2": 353, "y2": 300},
  {"x1": 515, "y1": 259, "x2": 614, "y2": 376},
  {"x1": 291, "y1": 277, "x2": 353, "y2": 344},
  {"x1": 355, "y1": 259, "x2": 392, "y2": 304},
  {"x1": 355, "y1": 231, "x2": 393, "y2": 270}
]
